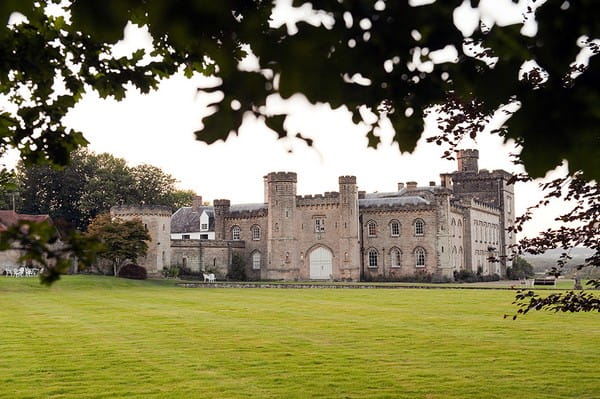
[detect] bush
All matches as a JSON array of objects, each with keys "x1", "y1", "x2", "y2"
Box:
[
  {"x1": 454, "y1": 270, "x2": 501, "y2": 283},
  {"x1": 506, "y1": 256, "x2": 535, "y2": 280},
  {"x1": 364, "y1": 271, "x2": 433, "y2": 283},
  {"x1": 118, "y1": 264, "x2": 147, "y2": 280},
  {"x1": 162, "y1": 265, "x2": 180, "y2": 278}
]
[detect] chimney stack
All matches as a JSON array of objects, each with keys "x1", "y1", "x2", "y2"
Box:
[
  {"x1": 406, "y1": 181, "x2": 418, "y2": 190},
  {"x1": 192, "y1": 195, "x2": 203, "y2": 211},
  {"x1": 397, "y1": 182, "x2": 405, "y2": 190}
]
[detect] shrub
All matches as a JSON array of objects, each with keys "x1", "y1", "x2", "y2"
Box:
[
  {"x1": 118, "y1": 264, "x2": 147, "y2": 280},
  {"x1": 162, "y1": 265, "x2": 180, "y2": 278},
  {"x1": 453, "y1": 270, "x2": 501, "y2": 283}
]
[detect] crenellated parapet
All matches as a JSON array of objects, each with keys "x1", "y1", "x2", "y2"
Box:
[
  {"x1": 266, "y1": 171, "x2": 297, "y2": 183},
  {"x1": 338, "y1": 175, "x2": 356, "y2": 185},
  {"x1": 110, "y1": 205, "x2": 171, "y2": 218},
  {"x1": 226, "y1": 208, "x2": 268, "y2": 219}
]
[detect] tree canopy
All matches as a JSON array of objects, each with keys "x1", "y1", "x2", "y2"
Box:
[
  {"x1": 86, "y1": 213, "x2": 150, "y2": 276},
  {"x1": 0, "y1": 1, "x2": 598, "y2": 180},
  {"x1": 16, "y1": 149, "x2": 194, "y2": 231}
]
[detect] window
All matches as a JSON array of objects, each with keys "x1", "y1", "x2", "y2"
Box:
[
  {"x1": 457, "y1": 219, "x2": 462, "y2": 238},
  {"x1": 314, "y1": 218, "x2": 325, "y2": 232},
  {"x1": 451, "y1": 218, "x2": 456, "y2": 237},
  {"x1": 252, "y1": 251, "x2": 261, "y2": 270},
  {"x1": 367, "y1": 221, "x2": 377, "y2": 237},
  {"x1": 182, "y1": 234, "x2": 190, "y2": 239},
  {"x1": 390, "y1": 220, "x2": 400, "y2": 237},
  {"x1": 415, "y1": 247, "x2": 426, "y2": 267},
  {"x1": 201, "y1": 223, "x2": 208, "y2": 230},
  {"x1": 231, "y1": 225, "x2": 241, "y2": 240},
  {"x1": 200, "y1": 234, "x2": 208, "y2": 239},
  {"x1": 368, "y1": 248, "x2": 378, "y2": 267},
  {"x1": 182, "y1": 258, "x2": 187, "y2": 268},
  {"x1": 251, "y1": 225, "x2": 261, "y2": 240},
  {"x1": 414, "y1": 219, "x2": 424, "y2": 236},
  {"x1": 390, "y1": 248, "x2": 401, "y2": 267}
]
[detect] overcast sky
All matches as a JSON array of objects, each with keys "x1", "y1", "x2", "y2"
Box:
[{"x1": 6, "y1": 0, "x2": 569, "y2": 239}]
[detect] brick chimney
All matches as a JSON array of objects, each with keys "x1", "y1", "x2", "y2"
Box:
[
  {"x1": 192, "y1": 195, "x2": 203, "y2": 211},
  {"x1": 406, "y1": 181, "x2": 418, "y2": 190}
]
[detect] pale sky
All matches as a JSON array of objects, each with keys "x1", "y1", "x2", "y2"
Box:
[{"x1": 5, "y1": 0, "x2": 570, "y2": 239}]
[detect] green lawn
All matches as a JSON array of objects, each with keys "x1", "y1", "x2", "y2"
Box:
[{"x1": 1, "y1": 276, "x2": 598, "y2": 399}]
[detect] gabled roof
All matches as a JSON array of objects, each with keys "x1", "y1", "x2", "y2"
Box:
[
  {"x1": 0, "y1": 210, "x2": 51, "y2": 232},
  {"x1": 171, "y1": 206, "x2": 215, "y2": 234}
]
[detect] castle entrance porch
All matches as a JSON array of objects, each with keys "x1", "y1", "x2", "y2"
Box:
[{"x1": 309, "y1": 247, "x2": 332, "y2": 280}]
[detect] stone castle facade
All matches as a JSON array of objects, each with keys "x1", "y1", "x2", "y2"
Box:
[{"x1": 113, "y1": 149, "x2": 515, "y2": 281}]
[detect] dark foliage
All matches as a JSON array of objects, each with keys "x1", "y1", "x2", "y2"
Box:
[
  {"x1": 117, "y1": 264, "x2": 148, "y2": 280},
  {"x1": 506, "y1": 257, "x2": 535, "y2": 280},
  {"x1": 453, "y1": 270, "x2": 500, "y2": 283},
  {"x1": 227, "y1": 253, "x2": 247, "y2": 281}
]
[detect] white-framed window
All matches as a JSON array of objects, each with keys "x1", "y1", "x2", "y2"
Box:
[
  {"x1": 390, "y1": 220, "x2": 400, "y2": 237},
  {"x1": 390, "y1": 248, "x2": 402, "y2": 267},
  {"x1": 368, "y1": 248, "x2": 378, "y2": 267},
  {"x1": 251, "y1": 225, "x2": 261, "y2": 240},
  {"x1": 367, "y1": 221, "x2": 377, "y2": 237},
  {"x1": 415, "y1": 247, "x2": 426, "y2": 267},
  {"x1": 314, "y1": 218, "x2": 325, "y2": 232},
  {"x1": 201, "y1": 223, "x2": 208, "y2": 230},
  {"x1": 252, "y1": 251, "x2": 261, "y2": 270},
  {"x1": 414, "y1": 219, "x2": 424, "y2": 236},
  {"x1": 231, "y1": 225, "x2": 241, "y2": 240},
  {"x1": 182, "y1": 234, "x2": 190, "y2": 239}
]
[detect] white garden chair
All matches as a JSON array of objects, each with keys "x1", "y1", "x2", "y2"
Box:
[
  {"x1": 208, "y1": 273, "x2": 216, "y2": 283},
  {"x1": 14, "y1": 267, "x2": 25, "y2": 277}
]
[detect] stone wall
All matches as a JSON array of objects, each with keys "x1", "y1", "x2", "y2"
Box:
[
  {"x1": 360, "y1": 207, "x2": 437, "y2": 280},
  {"x1": 110, "y1": 205, "x2": 172, "y2": 275}
]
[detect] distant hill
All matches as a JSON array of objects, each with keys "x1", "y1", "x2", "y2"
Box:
[{"x1": 522, "y1": 247, "x2": 597, "y2": 277}]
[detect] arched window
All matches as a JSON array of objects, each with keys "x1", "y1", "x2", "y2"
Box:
[
  {"x1": 251, "y1": 225, "x2": 261, "y2": 241},
  {"x1": 390, "y1": 220, "x2": 400, "y2": 237},
  {"x1": 231, "y1": 225, "x2": 241, "y2": 240},
  {"x1": 457, "y1": 219, "x2": 462, "y2": 238},
  {"x1": 390, "y1": 248, "x2": 402, "y2": 267},
  {"x1": 452, "y1": 246, "x2": 457, "y2": 268},
  {"x1": 415, "y1": 247, "x2": 426, "y2": 267},
  {"x1": 459, "y1": 247, "x2": 463, "y2": 269},
  {"x1": 451, "y1": 218, "x2": 456, "y2": 237},
  {"x1": 414, "y1": 219, "x2": 425, "y2": 236},
  {"x1": 367, "y1": 221, "x2": 377, "y2": 237},
  {"x1": 182, "y1": 257, "x2": 187, "y2": 268},
  {"x1": 368, "y1": 248, "x2": 378, "y2": 267},
  {"x1": 252, "y1": 251, "x2": 261, "y2": 270}
]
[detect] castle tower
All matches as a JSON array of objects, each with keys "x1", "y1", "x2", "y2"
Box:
[
  {"x1": 213, "y1": 199, "x2": 231, "y2": 240},
  {"x1": 433, "y1": 189, "x2": 454, "y2": 279},
  {"x1": 450, "y1": 149, "x2": 515, "y2": 276},
  {"x1": 338, "y1": 176, "x2": 361, "y2": 280},
  {"x1": 457, "y1": 149, "x2": 479, "y2": 173},
  {"x1": 266, "y1": 172, "x2": 298, "y2": 279},
  {"x1": 110, "y1": 205, "x2": 172, "y2": 275}
]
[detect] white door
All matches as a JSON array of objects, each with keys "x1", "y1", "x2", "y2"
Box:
[{"x1": 309, "y1": 247, "x2": 333, "y2": 280}]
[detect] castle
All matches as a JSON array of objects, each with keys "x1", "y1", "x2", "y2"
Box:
[{"x1": 111, "y1": 149, "x2": 516, "y2": 281}]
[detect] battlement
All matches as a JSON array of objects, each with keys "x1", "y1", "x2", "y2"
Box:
[
  {"x1": 458, "y1": 149, "x2": 479, "y2": 158},
  {"x1": 297, "y1": 192, "x2": 341, "y2": 206},
  {"x1": 471, "y1": 199, "x2": 500, "y2": 214},
  {"x1": 213, "y1": 199, "x2": 231, "y2": 207},
  {"x1": 339, "y1": 176, "x2": 357, "y2": 184},
  {"x1": 267, "y1": 171, "x2": 297, "y2": 183},
  {"x1": 110, "y1": 205, "x2": 171, "y2": 218}
]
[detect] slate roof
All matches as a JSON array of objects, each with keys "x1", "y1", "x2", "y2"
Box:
[
  {"x1": 171, "y1": 206, "x2": 214, "y2": 234},
  {"x1": 359, "y1": 196, "x2": 430, "y2": 208}
]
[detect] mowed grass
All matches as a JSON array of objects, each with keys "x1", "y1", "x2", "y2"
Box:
[{"x1": 1, "y1": 276, "x2": 598, "y2": 399}]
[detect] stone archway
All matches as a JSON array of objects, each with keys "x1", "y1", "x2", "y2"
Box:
[{"x1": 309, "y1": 246, "x2": 333, "y2": 280}]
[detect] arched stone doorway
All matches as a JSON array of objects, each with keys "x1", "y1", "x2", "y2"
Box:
[{"x1": 309, "y1": 246, "x2": 333, "y2": 280}]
